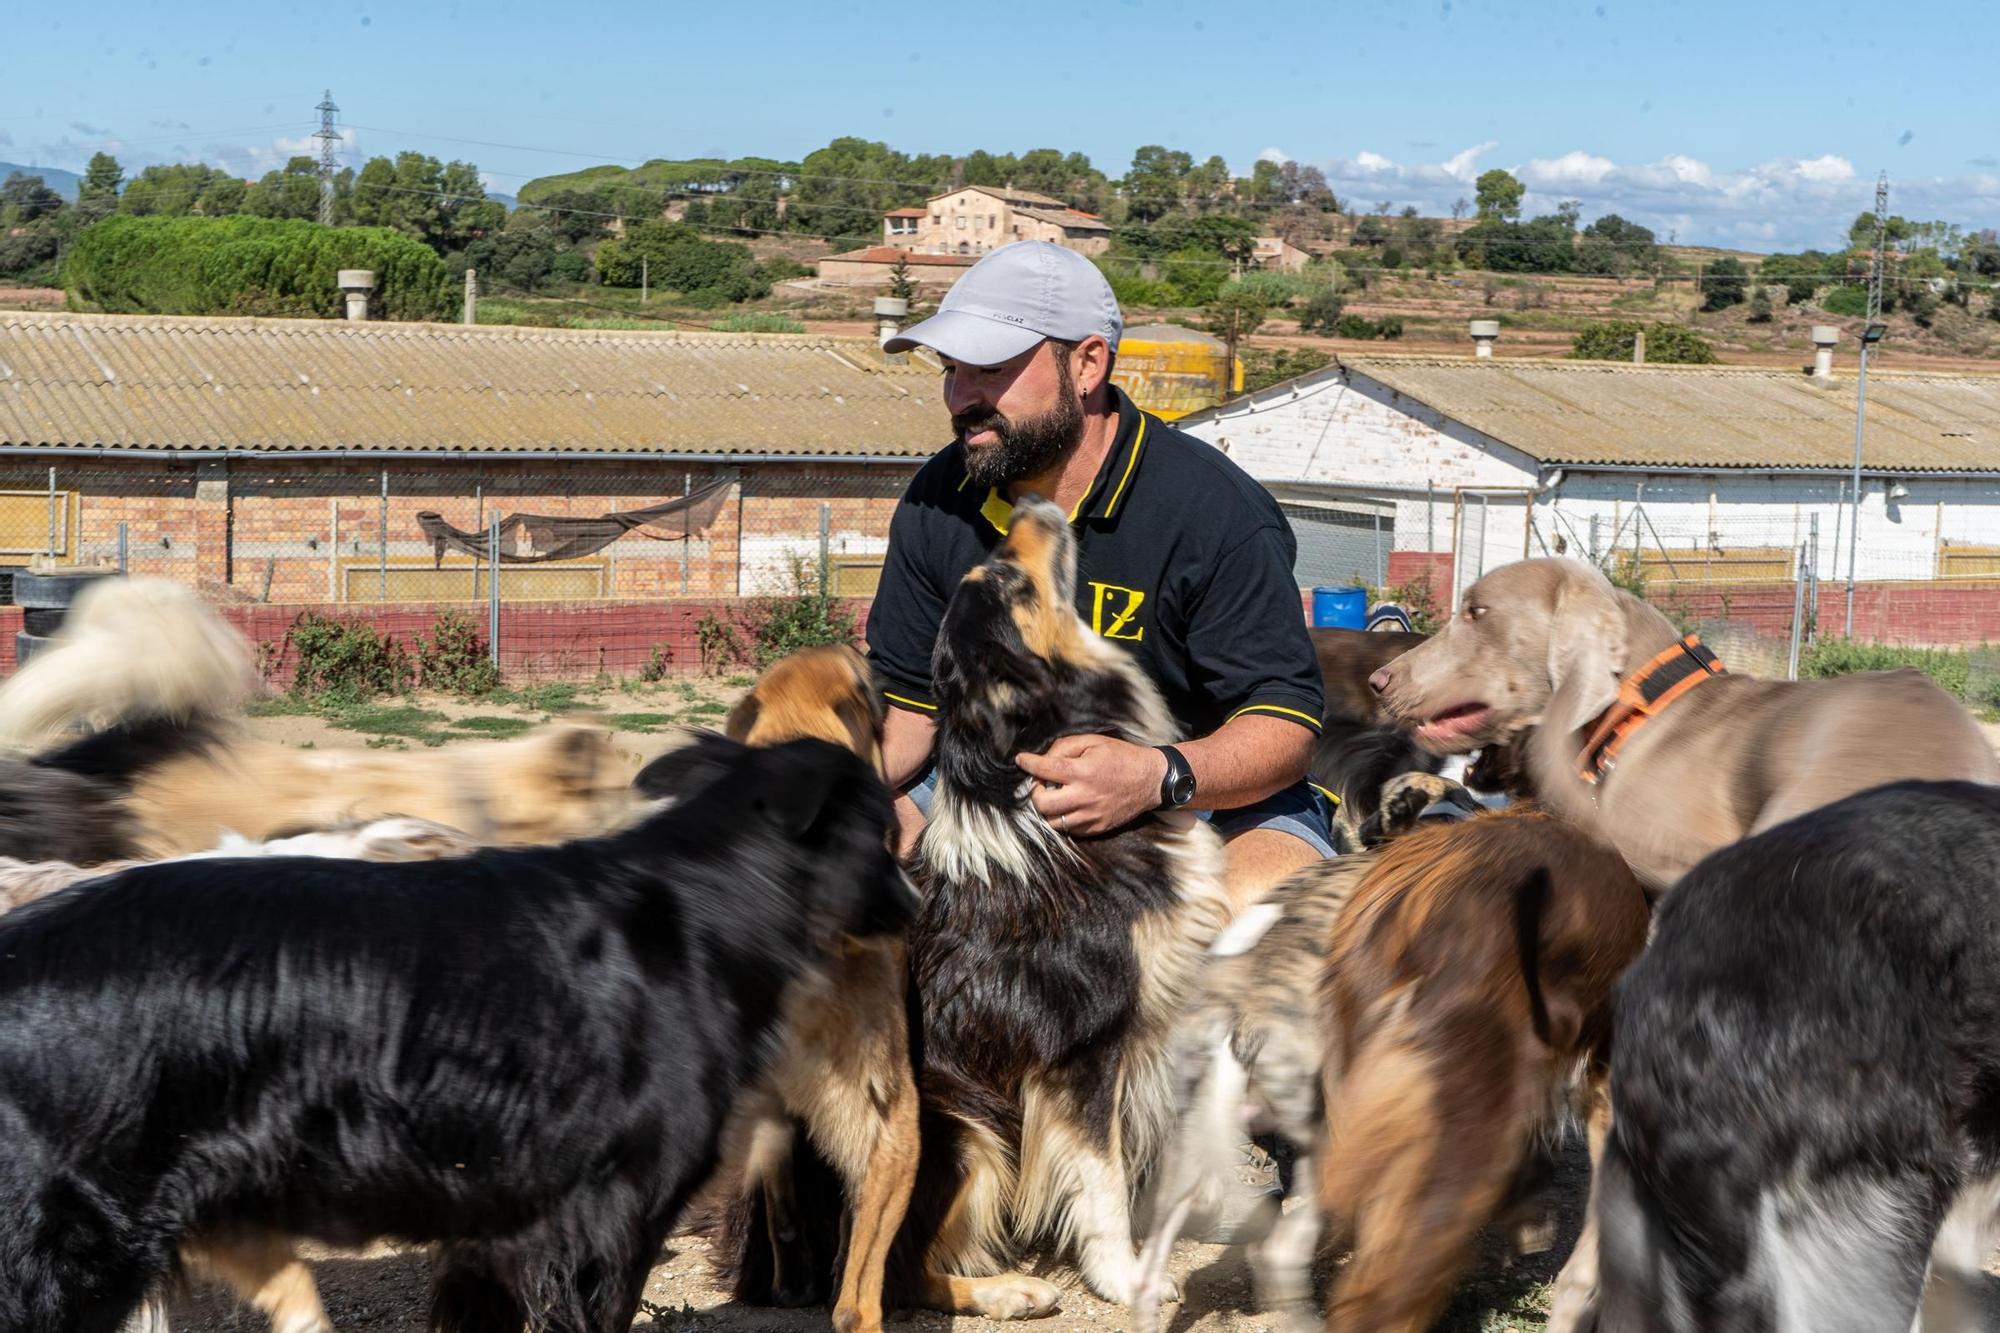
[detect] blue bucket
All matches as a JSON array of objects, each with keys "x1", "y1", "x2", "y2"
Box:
[{"x1": 1311, "y1": 585, "x2": 1368, "y2": 630}]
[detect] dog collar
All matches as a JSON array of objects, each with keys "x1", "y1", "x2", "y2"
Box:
[{"x1": 1575, "y1": 635, "x2": 1726, "y2": 786}]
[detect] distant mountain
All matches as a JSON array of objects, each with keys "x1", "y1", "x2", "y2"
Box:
[
  {"x1": 0, "y1": 163, "x2": 81, "y2": 200},
  {"x1": 488, "y1": 191, "x2": 517, "y2": 210}
]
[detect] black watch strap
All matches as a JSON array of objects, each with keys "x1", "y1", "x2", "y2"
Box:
[{"x1": 1156, "y1": 744, "x2": 1196, "y2": 810}]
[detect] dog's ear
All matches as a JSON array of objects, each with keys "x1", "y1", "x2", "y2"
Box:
[
  {"x1": 633, "y1": 730, "x2": 746, "y2": 801},
  {"x1": 1545, "y1": 570, "x2": 1628, "y2": 734}
]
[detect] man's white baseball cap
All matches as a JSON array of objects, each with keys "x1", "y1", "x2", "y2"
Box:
[{"x1": 883, "y1": 241, "x2": 1123, "y2": 367}]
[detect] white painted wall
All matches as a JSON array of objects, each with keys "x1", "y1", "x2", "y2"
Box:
[{"x1": 1184, "y1": 366, "x2": 2000, "y2": 587}]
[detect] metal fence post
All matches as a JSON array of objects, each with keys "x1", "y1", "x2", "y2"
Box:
[
  {"x1": 489, "y1": 514, "x2": 502, "y2": 670},
  {"x1": 377, "y1": 468, "x2": 388, "y2": 603},
  {"x1": 45, "y1": 465, "x2": 56, "y2": 558},
  {"x1": 1787, "y1": 541, "x2": 1808, "y2": 680},
  {"x1": 116, "y1": 522, "x2": 128, "y2": 575},
  {"x1": 1372, "y1": 510, "x2": 1384, "y2": 589},
  {"x1": 819, "y1": 503, "x2": 831, "y2": 596}
]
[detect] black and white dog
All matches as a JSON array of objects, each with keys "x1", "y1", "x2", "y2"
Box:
[
  {"x1": 1597, "y1": 780, "x2": 2000, "y2": 1333},
  {"x1": 0, "y1": 732, "x2": 908, "y2": 1333}
]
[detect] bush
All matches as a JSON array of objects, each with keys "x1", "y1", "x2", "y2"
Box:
[
  {"x1": 707, "y1": 312, "x2": 806, "y2": 333},
  {"x1": 415, "y1": 610, "x2": 501, "y2": 696},
  {"x1": 1700, "y1": 257, "x2": 1749, "y2": 311},
  {"x1": 595, "y1": 221, "x2": 768, "y2": 303},
  {"x1": 1801, "y1": 639, "x2": 1972, "y2": 701},
  {"x1": 1747, "y1": 286, "x2": 1774, "y2": 323},
  {"x1": 1820, "y1": 284, "x2": 1869, "y2": 316},
  {"x1": 1239, "y1": 345, "x2": 1333, "y2": 393},
  {"x1": 1331, "y1": 313, "x2": 1404, "y2": 340},
  {"x1": 64, "y1": 215, "x2": 453, "y2": 320},
  {"x1": 1570, "y1": 320, "x2": 1717, "y2": 364},
  {"x1": 696, "y1": 555, "x2": 858, "y2": 672},
  {"x1": 1297, "y1": 289, "x2": 1344, "y2": 335},
  {"x1": 285, "y1": 612, "x2": 413, "y2": 701}
]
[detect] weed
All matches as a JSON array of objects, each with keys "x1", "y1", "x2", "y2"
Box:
[
  {"x1": 493, "y1": 682, "x2": 597, "y2": 714},
  {"x1": 327, "y1": 703, "x2": 452, "y2": 745},
  {"x1": 685, "y1": 700, "x2": 727, "y2": 718},
  {"x1": 724, "y1": 674, "x2": 755, "y2": 688},
  {"x1": 449, "y1": 715, "x2": 534, "y2": 738},
  {"x1": 609, "y1": 712, "x2": 678, "y2": 733},
  {"x1": 694, "y1": 608, "x2": 744, "y2": 672},
  {"x1": 416, "y1": 610, "x2": 502, "y2": 697},
  {"x1": 285, "y1": 612, "x2": 413, "y2": 701},
  {"x1": 674, "y1": 681, "x2": 700, "y2": 703},
  {"x1": 639, "y1": 644, "x2": 673, "y2": 683}
]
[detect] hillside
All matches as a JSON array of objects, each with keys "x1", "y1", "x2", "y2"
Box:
[{"x1": 0, "y1": 163, "x2": 80, "y2": 199}]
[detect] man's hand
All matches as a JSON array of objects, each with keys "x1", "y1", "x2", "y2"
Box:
[{"x1": 1016, "y1": 734, "x2": 1168, "y2": 837}]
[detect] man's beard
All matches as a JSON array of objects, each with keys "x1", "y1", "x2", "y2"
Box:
[{"x1": 954, "y1": 369, "x2": 1085, "y2": 489}]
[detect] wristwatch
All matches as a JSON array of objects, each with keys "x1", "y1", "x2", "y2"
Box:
[{"x1": 1155, "y1": 745, "x2": 1197, "y2": 810}]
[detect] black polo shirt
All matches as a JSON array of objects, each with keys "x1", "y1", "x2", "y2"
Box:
[{"x1": 866, "y1": 387, "x2": 1325, "y2": 740}]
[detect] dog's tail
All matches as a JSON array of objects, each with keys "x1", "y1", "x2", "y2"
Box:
[{"x1": 0, "y1": 576, "x2": 257, "y2": 750}]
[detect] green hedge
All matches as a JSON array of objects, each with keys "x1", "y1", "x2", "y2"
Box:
[{"x1": 64, "y1": 215, "x2": 453, "y2": 321}]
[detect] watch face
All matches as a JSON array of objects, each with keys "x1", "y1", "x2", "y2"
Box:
[{"x1": 1170, "y1": 773, "x2": 1196, "y2": 804}]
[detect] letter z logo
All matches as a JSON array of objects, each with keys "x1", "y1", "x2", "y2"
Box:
[{"x1": 1089, "y1": 582, "x2": 1147, "y2": 642}]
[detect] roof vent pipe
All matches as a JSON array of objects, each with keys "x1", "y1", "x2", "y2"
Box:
[
  {"x1": 1811, "y1": 325, "x2": 1839, "y2": 380},
  {"x1": 337, "y1": 270, "x2": 375, "y2": 322},
  {"x1": 1469, "y1": 319, "x2": 1500, "y2": 358}
]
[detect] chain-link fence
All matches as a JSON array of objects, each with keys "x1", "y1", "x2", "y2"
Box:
[
  {"x1": 0, "y1": 460, "x2": 917, "y2": 683},
  {"x1": 0, "y1": 460, "x2": 1993, "y2": 686}
]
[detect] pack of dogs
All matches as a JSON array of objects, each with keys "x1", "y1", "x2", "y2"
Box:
[{"x1": 0, "y1": 516, "x2": 1995, "y2": 1333}]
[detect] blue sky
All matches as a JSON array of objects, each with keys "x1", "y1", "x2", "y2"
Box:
[{"x1": 5, "y1": 0, "x2": 1997, "y2": 249}]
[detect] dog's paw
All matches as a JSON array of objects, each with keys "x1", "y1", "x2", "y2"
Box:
[{"x1": 971, "y1": 1274, "x2": 1063, "y2": 1319}]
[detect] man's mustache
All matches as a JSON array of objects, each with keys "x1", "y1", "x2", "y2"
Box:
[{"x1": 952, "y1": 408, "x2": 1006, "y2": 439}]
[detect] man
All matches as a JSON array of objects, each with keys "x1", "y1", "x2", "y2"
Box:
[{"x1": 867, "y1": 241, "x2": 1332, "y2": 908}]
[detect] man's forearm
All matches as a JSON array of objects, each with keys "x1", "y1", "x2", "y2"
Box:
[
  {"x1": 1178, "y1": 714, "x2": 1314, "y2": 811},
  {"x1": 882, "y1": 704, "x2": 939, "y2": 788}
]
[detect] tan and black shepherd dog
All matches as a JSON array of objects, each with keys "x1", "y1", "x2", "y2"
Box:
[
  {"x1": 685, "y1": 644, "x2": 919, "y2": 1333},
  {"x1": 886, "y1": 496, "x2": 1231, "y2": 1318}
]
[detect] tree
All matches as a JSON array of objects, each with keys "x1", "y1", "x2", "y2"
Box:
[
  {"x1": 1554, "y1": 199, "x2": 1582, "y2": 232},
  {"x1": 887, "y1": 254, "x2": 917, "y2": 304},
  {"x1": 1747, "y1": 286, "x2": 1773, "y2": 323},
  {"x1": 594, "y1": 220, "x2": 768, "y2": 304},
  {"x1": 0, "y1": 173, "x2": 63, "y2": 224},
  {"x1": 1570, "y1": 321, "x2": 1717, "y2": 364},
  {"x1": 1297, "y1": 288, "x2": 1344, "y2": 335},
  {"x1": 1473, "y1": 169, "x2": 1524, "y2": 222},
  {"x1": 1123, "y1": 145, "x2": 1193, "y2": 222},
  {"x1": 247, "y1": 156, "x2": 328, "y2": 221},
  {"x1": 1451, "y1": 196, "x2": 1469, "y2": 221},
  {"x1": 77, "y1": 152, "x2": 123, "y2": 221},
  {"x1": 1200, "y1": 282, "x2": 1271, "y2": 366},
  {"x1": 1701, "y1": 256, "x2": 1749, "y2": 311},
  {"x1": 119, "y1": 163, "x2": 237, "y2": 217}
]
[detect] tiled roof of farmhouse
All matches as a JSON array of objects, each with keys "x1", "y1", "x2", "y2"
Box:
[{"x1": 0, "y1": 312, "x2": 947, "y2": 457}]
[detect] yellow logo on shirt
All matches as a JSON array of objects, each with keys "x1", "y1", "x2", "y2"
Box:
[{"x1": 1089, "y1": 582, "x2": 1147, "y2": 642}]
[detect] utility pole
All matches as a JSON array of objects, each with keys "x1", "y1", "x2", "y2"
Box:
[
  {"x1": 641, "y1": 255, "x2": 648, "y2": 304},
  {"x1": 1844, "y1": 172, "x2": 1891, "y2": 636},
  {"x1": 463, "y1": 268, "x2": 477, "y2": 326},
  {"x1": 313, "y1": 90, "x2": 341, "y2": 227}
]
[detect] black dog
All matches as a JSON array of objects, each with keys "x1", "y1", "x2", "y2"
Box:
[
  {"x1": 1597, "y1": 780, "x2": 2000, "y2": 1333},
  {"x1": 0, "y1": 732, "x2": 907, "y2": 1333}
]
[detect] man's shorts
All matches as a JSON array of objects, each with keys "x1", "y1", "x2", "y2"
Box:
[{"x1": 899, "y1": 765, "x2": 1338, "y2": 860}]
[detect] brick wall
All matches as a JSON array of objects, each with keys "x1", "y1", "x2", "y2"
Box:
[{"x1": 1654, "y1": 579, "x2": 2000, "y2": 648}]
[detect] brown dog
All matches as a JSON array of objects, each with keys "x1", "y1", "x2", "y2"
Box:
[
  {"x1": 1368, "y1": 557, "x2": 1999, "y2": 890},
  {"x1": 1317, "y1": 805, "x2": 1650, "y2": 1333},
  {"x1": 1311, "y1": 627, "x2": 1426, "y2": 722},
  {"x1": 702, "y1": 644, "x2": 918, "y2": 1333}
]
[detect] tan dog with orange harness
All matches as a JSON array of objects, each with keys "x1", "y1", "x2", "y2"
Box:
[{"x1": 1369, "y1": 557, "x2": 1996, "y2": 894}]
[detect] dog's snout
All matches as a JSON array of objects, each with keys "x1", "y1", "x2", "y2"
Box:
[{"x1": 1369, "y1": 667, "x2": 1393, "y2": 696}]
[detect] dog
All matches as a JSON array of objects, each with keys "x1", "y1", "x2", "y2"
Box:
[
  {"x1": 1311, "y1": 627, "x2": 1426, "y2": 724},
  {"x1": 1133, "y1": 853, "x2": 1375, "y2": 1333},
  {"x1": 1596, "y1": 781, "x2": 2000, "y2": 1333},
  {"x1": 1317, "y1": 805, "x2": 1649, "y2": 1333},
  {"x1": 886, "y1": 495, "x2": 1231, "y2": 1318},
  {"x1": 654, "y1": 645, "x2": 921, "y2": 1333},
  {"x1": 0, "y1": 731, "x2": 905, "y2": 1333},
  {"x1": 0, "y1": 576, "x2": 639, "y2": 864},
  {"x1": 1368, "y1": 556, "x2": 2000, "y2": 890},
  {"x1": 0, "y1": 813, "x2": 480, "y2": 1333}
]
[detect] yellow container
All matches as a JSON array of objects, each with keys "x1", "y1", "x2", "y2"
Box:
[{"x1": 1112, "y1": 324, "x2": 1243, "y2": 421}]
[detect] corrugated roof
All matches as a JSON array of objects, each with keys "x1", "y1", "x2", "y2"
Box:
[
  {"x1": 1337, "y1": 355, "x2": 2000, "y2": 473},
  {"x1": 0, "y1": 312, "x2": 949, "y2": 457},
  {"x1": 821, "y1": 247, "x2": 976, "y2": 268}
]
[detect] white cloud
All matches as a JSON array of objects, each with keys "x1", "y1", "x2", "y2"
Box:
[
  {"x1": 1313, "y1": 143, "x2": 2000, "y2": 249},
  {"x1": 1520, "y1": 151, "x2": 1615, "y2": 187},
  {"x1": 1441, "y1": 141, "x2": 1498, "y2": 181},
  {"x1": 1257, "y1": 146, "x2": 1288, "y2": 164}
]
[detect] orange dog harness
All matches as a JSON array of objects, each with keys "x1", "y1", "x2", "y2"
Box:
[{"x1": 1575, "y1": 635, "x2": 1727, "y2": 785}]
